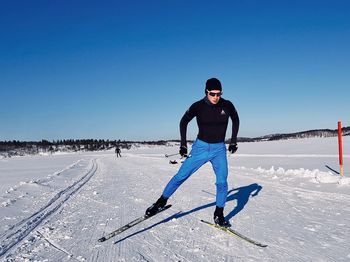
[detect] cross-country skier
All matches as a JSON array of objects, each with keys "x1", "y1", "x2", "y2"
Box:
[
  {"x1": 146, "y1": 78, "x2": 240, "y2": 227},
  {"x1": 115, "y1": 147, "x2": 121, "y2": 157}
]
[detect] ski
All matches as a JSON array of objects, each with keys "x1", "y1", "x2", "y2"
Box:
[
  {"x1": 98, "y1": 205, "x2": 172, "y2": 242},
  {"x1": 200, "y1": 219, "x2": 267, "y2": 248}
]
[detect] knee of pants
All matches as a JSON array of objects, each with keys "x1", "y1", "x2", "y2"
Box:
[
  {"x1": 172, "y1": 174, "x2": 188, "y2": 185},
  {"x1": 172, "y1": 167, "x2": 192, "y2": 183},
  {"x1": 215, "y1": 172, "x2": 228, "y2": 185},
  {"x1": 216, "y1": 182, "x2": 228, "y2": 192},
  {"x1": 211, "y1": 161, "x2": 228, "y2": 184}
]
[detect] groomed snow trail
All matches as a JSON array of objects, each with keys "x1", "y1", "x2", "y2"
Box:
[
  {"x1": 0, "y1": 138, "x2": 349, "y2": 261},
  {"x1": 0, "y1": 158, "x2": 98, "y2": 260}
]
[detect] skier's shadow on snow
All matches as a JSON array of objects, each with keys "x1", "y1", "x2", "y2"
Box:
[
  {"x1": 176, "y1": 183, "x2": 262, "y2": 221},
  {"x1": 113, "y1": 183, "x2": 262, "y2": 244},
  {"x1": 225, "y1": 183, "x2": 262, "y2": 220}
]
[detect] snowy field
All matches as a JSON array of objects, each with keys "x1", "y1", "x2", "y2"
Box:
[{"x1": 0, "y1": 137, "x2": 349, "y2": 261}]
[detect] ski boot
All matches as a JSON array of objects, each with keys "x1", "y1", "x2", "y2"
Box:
[
  {"x1": 214, "y1": 206, "x2": 231, "y2": 227},
  {"x1": 145, "y1": 196, "x2": 168, "y2": 217}
]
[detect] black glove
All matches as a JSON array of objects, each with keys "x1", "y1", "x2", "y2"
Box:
[
  {"x1": 228, "y1": 143, "x2": 238, "y2": 154},
  {"x1": 179, "y1": 145, "x2": 188, "y2": 157}
]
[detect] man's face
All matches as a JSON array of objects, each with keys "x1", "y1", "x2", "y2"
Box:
[{"x1": 206, "y1": 89, "x2": 222, "y2": 104}]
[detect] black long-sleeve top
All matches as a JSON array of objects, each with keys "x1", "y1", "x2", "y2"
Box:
[{"x1": 180, "y1": 97, "x2": 240, "y2": 146}]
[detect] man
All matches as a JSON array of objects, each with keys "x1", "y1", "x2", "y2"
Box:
[
  {"x1": 115, "y1": 146, "x2": 121, "y2": 157},
  {"x1": 146, "y1": 78, "x2": 239, "y2": 227}
]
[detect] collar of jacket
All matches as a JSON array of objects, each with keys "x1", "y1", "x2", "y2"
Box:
[{"x1": 203, "y1": 96, "x2": 221, "y2": 107}]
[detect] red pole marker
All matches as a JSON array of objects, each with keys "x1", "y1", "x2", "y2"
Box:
[{"x1": 338, "y1": 121, "x2": 343, "y2": 176}]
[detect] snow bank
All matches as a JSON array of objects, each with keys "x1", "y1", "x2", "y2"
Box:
[{"x1": 237, "y1": 166, "x2": 350, "y2": 185}]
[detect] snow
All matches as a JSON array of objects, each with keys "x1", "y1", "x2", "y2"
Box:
[{"x1": 0, "y1": 137, "x2": 349, "y2": 261}]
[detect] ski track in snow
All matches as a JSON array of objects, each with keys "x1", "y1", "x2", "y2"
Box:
[{"x1": 0, "y1": 158, "x2": 98, "y2": 259}]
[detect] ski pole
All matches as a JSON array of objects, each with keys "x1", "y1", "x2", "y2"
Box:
[{"x1": 165, "y1": 152, "x2": 180, "y2": 158}]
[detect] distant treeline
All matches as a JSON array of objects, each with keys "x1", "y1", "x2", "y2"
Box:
[
  {"x1": 236, "y1": 126, "x2": 350, "y2": 142},
  {"x1": 0, "y1": 139, "x2": 170, "y2": 158},
  {"x1": 1, "y1": 126, "x2": 349, "y2": 158}
]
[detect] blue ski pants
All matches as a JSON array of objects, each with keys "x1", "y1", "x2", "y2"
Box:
[{"x1": 162, "y1": 139, "x2": 228, "y2": 207}]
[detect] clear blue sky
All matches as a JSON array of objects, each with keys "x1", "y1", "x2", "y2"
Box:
[{"x1": 1, "y1": 0, "x2": 349, "y2": 141}]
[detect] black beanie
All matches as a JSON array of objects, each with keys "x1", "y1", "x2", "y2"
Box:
[{"x1": 205, "y1": 78, "x2": 222, "y2": 93}]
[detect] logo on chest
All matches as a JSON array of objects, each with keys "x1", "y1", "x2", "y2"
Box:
[{"x1": 220, "y1": 109, "x2": 226, "y2": 115}]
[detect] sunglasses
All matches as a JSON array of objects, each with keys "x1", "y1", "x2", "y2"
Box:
[{"x1": 207, "y1": 90, "x2": 223, "y2": 97}]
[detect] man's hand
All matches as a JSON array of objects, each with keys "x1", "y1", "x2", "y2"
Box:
[
  {"x1": 179, "y1": 145, "x2": 188, "y2": 157},
  {"x1": 228, "y1": 143, "x2": 238, "y2": 154}
]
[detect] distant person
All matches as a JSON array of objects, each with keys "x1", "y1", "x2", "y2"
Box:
[
  {"x1": 146, "y1": 78, "x2": 240, "y2": 227},
  {"x1": 115, "y1": 147, "x2": 121, "y2": 157}
]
